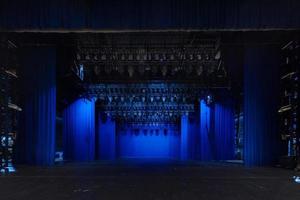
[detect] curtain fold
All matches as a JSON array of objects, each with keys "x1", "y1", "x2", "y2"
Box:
[
  {"x1": 97, "y1": 113, "x2": 116, "y2": 160},
  {"x1": 199, "y1": 99, "x2": 235, "y2": 161},
  {"x1": 18, "y1": 47, "x2": 56, "y2": 166},
  {"x1": 200, "y1": 100, "x2": 214, "y2": 161},
  {"x1": 180, "y1": 114, "x2": 188, "y2": 160},
  {"x1": 214, "y1": 101, "x2": 235, "y2": 160},
  {"x1": 63, "y1": 98, "x2": 95, "y2": 161},
  {"x1": 244, "y1": 45, "x2": 280, "y2": 166}
]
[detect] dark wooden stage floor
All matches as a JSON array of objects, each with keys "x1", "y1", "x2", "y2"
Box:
[{"x1": 0, "y1": 160, "x2": 299, "y2": 200}]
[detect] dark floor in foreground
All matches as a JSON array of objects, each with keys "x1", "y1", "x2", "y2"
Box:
[{"x1": 0, "y1": 160, "x2": 299, "y2": 200}]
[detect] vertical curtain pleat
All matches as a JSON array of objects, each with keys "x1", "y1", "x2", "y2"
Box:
[
  {"x1": 97, "y1": 113, "x2": 116, "y2": 160},
  {"x1": 63, "y1": 98, "x2": 95, "y2": 161},
  {"x1": 18, "y1": 47, "x2": 56, "y2": 166},
  {"x1": 214, "y1": 101, "x2": 235, "y2": 160},
  {"x1": 200, "y1": 100, "x2": 213, "y2": 160},
  {"x1": 199, "y1": 99, "x2": 235, "y2": 161},
  {"x1": 244, "y1": 45, "x2": 280, "y2": 166},
  {"x1": 180, "y1": 114, "x2": 188, "y2": 160}
]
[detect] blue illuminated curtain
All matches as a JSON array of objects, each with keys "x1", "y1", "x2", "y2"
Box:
[
  {"x1": 63, "y1": 98, "x2": 95, "y2": 161},
  {"x1": 180, "y1": 114, "x2": 189, "y2": 160},
  {"x1": 18, "y1": 47, "x2": 56, "y2": 166},
  {"x1": 0, "y1": 0, "x2": 299, "y2": 30},
  {"x1": 199, "y1": 99, "x2": 235, "y2": 161},
  {"x1": 244, "y1": 45, "x2": 280, "y2": 166},
  {"x1": 200, "y1": 100, "x2": 213, "y2": 160},
  {"x1": 97, "y1": 113, "x2": 116, "y2": 160},
  {"x1": 214, "y1": 101, "x2": 235, "y2": 160},
  {"x1": 188, "y1": 113, "x2": 200, "y2": 160}
]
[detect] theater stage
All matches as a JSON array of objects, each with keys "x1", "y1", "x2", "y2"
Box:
[{"x1": 1, "y1": 160, "x2": 299, "y2": 200}]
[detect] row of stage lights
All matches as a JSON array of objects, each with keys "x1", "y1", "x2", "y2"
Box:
[
  {"x1": 102, "y1": 95, "x2": 191, "y2": 104},
  {"x1": 95, "y1": 94, "x2": 212, "y2": 105},
  {"x1": 118, "y1": 128, "x2": 179, "y2": 136},
  {"x1": 98, "y1": 94, "x2": 213, "y2": 123},
  {"x1": 76, "y1": 50, "x2": 221, "y2": 62}
]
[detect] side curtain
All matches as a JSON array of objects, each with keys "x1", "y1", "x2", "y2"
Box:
[
  {"x1": 63, "y1": 98, "x2": 95, "y2": 161},
  {"x1": 200, "y1": 100, "x2": 214, "y2": 160},
  {"x1": 18, "y1": 47, "x2": 56, "y2": 166},
  {"x1": 199, "y1": 99, "x2": 235, "y2": 161},
  {"x1": 214, "y1": 100, "x2": 235, "y2": 160},
  {"x1": 244, "y1": 45, "x2": 280, "y2": 166}
]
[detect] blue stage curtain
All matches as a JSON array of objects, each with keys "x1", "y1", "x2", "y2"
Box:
[
  {"x1": 63, "y1": 98, "x2": 95, "y2": 161},
  {"x1": 188, "y1": 113, "x2": 200, "y2": 160},
  {"x1": 97, "y1": 113, "x2": 116, "y2": 160},
  {"x1": 0, "y1": 0, "x2": 299, "y2": 30},
  {"x1": 200, "y1": 100, "x2": 214, "y2": 161},
  {"x1": 18, "y1": 47, "x2": 56, "y2": 166},
  {"x1": 180, "y1": 114, "x2": 189, "y2": 160},
  {"x1": 199, "y1": 98, "x2": 235, "y2": 161},
  {"x1": 244, "y1": 45, "x2": 280, "y2": 166},
  {"x1": 214, "y1": 101, "x2": 235, "y2": 160}
]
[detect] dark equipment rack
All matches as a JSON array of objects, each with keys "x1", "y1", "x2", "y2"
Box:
[
  {"x1": 0, "y1": 37, "x2": 20, "y2": 173},
  {"x1": 279, "y1": 41, "x2": 300, "y2": 169}
]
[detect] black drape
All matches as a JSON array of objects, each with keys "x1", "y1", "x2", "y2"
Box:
[
  {"x1": 0, "y1": 0, "x2": 299, "y2": 30},
  {"x1": 244, "y1": 44, "x2": 280, "y2": 166},
  {"x1": 18, "y1": 47, "x2": 56, "y2": 166}
]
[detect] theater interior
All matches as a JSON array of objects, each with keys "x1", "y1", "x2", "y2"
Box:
[{"x1": 0, "y1": 1, "x2": 300, "y2": 199}]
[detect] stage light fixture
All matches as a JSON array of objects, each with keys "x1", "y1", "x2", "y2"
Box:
[
  {"x1": 215, "y1": 50, "x2": 221, "y2": 60},
  {"x1": 205, "y1": 54, "x2": 210, "y2": 60},
  {"x1": 101, "y1": 55, "x2": 106, "y2": 60},
  {"x1": 205, "y1": 94, "x2": 213, "y2": 105},
  {"x1": 197, "y1": 54, "x2": 202, "y2": 60},
  {"x1": 170, "y1": 54, "x2": 174, "y2": 60}
]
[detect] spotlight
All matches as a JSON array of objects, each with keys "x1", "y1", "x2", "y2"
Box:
[
  {"x1": 205, "y1": 54, "x2": 209, "y2": 60},
  {"x1": 205, "y1": 94, "x2": 213, "y2": 105},
  {"x1": 197, "y1": 65, "x2": 203, "y2": 76},
  {"x1": 197, "y1": 54, "x2": 202, "y2": 60},
  {"x1": 79, "y1": 64, "x2": 84, "y2": 80},
  {"x1": 215, "y1": 50, "x2": 221, "y2": 60},
  {"x1": 170, "y1": 54, "x2": 174, "y2": 60},
  {"x1": 101, "y1": 55, "x2": 106, "y2": 60}
]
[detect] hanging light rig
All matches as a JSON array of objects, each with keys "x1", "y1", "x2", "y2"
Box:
[{"x1": 73, "y1": 34, "x2": 228, "y2": 125}]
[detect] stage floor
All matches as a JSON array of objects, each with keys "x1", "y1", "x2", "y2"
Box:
[{"x1": 1, "y1": 160, "x2": 299, "y2": 200}]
